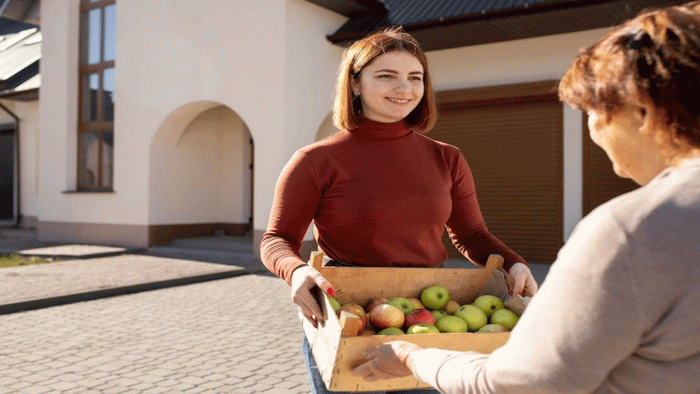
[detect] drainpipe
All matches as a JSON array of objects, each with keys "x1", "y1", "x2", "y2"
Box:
[{"x1": 0, "y1": 101, "x2": 20, "y2": 227}]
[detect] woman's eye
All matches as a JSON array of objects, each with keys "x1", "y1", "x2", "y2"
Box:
[
  {"x1": 378, "y1": 74, "x2": 393, "y2": 79},
  {"x1": 410, "y1": 76, "x2": 423, "y2": 82}
]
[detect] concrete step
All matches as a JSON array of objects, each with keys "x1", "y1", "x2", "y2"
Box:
[{"x1": 169, "y1": 236, "x2": 253, "y2": 254}]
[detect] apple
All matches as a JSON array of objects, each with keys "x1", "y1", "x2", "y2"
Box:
[
  {"x1": 476, "y1": 323, "x2": 509, "y2": 333},
  {"x1": 472, "y1": 295, "x2": 505, "y2": 317},
  {"x1": 455, "y1": 304, "x2": 488, "y2": 332},
  {"x1": 406, "y1": 323, "x2": 440, "y2": 334},
  {"x1": 338, "y1": 303, "x2": 368, "y2": 330},
  {"x1": 327, "y1": 295, "x2": 341, "y2": 312},
  {"x1": 490, "y1": 308, "x2": 519, "y2": 330},
  {"x1": 442, "y1": 300, "x2": 460, "y2": 315},
  {"x1": 421, "y1": 285, "x2": 450, "y2": 310},
  {"x1": 369, "y1": 304, "x2": 405, "y2": 329},
  {"x1": 359, "y1": 328, "x2": 377, "y2": 336},
  {"x1": 387, "y1": 296, "x2": 415, "y2": 315},
  {"x1": 435, "y1": 315, "x2": 468, "y2": 333},
  {"x1": 408, "y1": 297, "x2": 424, "y2": 310},
  {"x1": 430, "y1": 309, "x2": 448, "y2": 321},
  {"x1": 377, "y1": 327, "x2": 404, "y2": 335},
  {"x1": 365, "y1": 297, "x2": 387, "y2": 313},
  {"x1": 404, "y1": 308, "x2": 436, "y2": 328}
]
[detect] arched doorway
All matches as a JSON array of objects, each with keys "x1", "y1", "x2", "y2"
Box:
[{"x1": 148, "y1": 102, "x2": 253, "y2": 246}]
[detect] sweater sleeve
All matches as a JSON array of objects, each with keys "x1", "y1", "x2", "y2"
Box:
[
  {"x1": 410, "y1": 207, "x2": 645, "y2": 394},
  {"x1": 445, "y1": 152, "x2": 526, "y2": 270},
  {"x1": 260, "y1": 150, "x2": 321, "y2": 284}
]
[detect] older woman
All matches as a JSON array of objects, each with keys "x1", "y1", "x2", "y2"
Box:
[{"x1": 352, "y1": 2, "x2": 700, "y2": 393}]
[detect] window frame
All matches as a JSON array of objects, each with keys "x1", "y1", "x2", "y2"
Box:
[{"x1": 77, "y1": 0, "x2": 115, "y2": 191}]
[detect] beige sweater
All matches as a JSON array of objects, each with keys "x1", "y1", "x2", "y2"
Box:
[{"x1": 412, "y1": 156, "x2": 700, "y2": 394}]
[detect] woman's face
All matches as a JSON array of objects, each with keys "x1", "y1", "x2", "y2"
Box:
[
  {"x1": 587, "y1": 105, "x2": 664, "y2": 185},
  {"x1": 352, "y1": 51, "x2": 425, "y2": 123}
]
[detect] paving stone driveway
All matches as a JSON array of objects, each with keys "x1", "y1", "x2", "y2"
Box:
[{"x1": 0, "y1": 273, "x2": 311, "y2": 394}]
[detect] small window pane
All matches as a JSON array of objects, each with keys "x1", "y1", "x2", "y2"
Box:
[
  {"x1": 87, "y1": 8, "x2": 102, "y2": 64},
  {"x1": 102, "y1": 68, "x2": 115, "y2": 122},
  {"x1": 82, "y1": 73, "x2": 99, "y2": 122},
  {"x1": 102, "y1": 130, "x2": 113, "y2": 188},
  {"x1": 79, "y1": 132, "x2": 100, "y2": 189},
  {"x1": 104, "y1": 5, "x2": 116, "y2": 62}
]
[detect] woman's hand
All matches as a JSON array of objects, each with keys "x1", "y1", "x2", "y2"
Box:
[
  {"x1": 290, "y1": 265, "x2": 336, "y2": 328},
  {"x1": 351, "y1": 341, "x2": 423, "y2": 381},
  {"x1": 509, "y1": 262, "x2": 538, "y2": 296}
]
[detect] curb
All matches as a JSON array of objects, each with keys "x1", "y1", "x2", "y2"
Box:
[{"x1": 0, "y1": 269, "x2": 247, "y2": 316}]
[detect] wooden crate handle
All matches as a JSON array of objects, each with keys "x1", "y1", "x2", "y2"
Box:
[
  {"x1": 309, "y1": 250, "x2": 324, "y2": 270},
  {"x1": 478, "y1": 254, "x2": 504, "y2": 294}
]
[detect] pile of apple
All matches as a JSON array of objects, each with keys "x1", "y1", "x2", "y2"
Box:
[{"x1": 328, "y1": 285, "x2": 520, "y2": 336}]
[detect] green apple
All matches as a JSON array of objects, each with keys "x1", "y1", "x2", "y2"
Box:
[
  {"x1": 476, "y1": 323, "x2": 509, "y2": 333},
  {"x1": 472, "y1": 295, "x2": 505, "y2": 317},
  {"x1": 421, "y1": 285, "x2": 450, "y2": 310},
  {"x1": 327, "y1": 295, "x2": 341, "y2": 312},
  {"x1": 387, "y1": 296, "x2": 416, "y2": 315},
  {"x1": 430, "y1": 309, "x2": 448, "y2": 321},
  {"x1": 435, "y1": 315, "x2": 468, "y2": 333},
  {"x1": 377, "y1": 327, "x2": 404, "y2": 335},
  {"x1": 406, "y1": 323, "x2": 440, "y2": 334},
  {"x1": 490, "y1": 308, "x2": 519, "y2": 330},
  {"x1": 408, "y1": 297, "x2": 424, "y2": 310},
  {"x1": 455, "y1": 304, "x2": 488, "y2": 332}
]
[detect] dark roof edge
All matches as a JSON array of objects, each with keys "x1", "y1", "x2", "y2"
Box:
[
  {"x1": 327, "y1": 0, "x2": 620, "y2": 44},
  {"x1": 0, "y1": 86, "x2": 38, "y2": 101}
]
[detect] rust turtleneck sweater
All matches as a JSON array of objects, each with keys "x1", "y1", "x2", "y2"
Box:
[{"x1": 261, "y1": 119, "x2": 526, "y2": 284}]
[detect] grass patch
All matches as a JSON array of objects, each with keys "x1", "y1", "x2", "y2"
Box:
[{"x1": 0, "y1": 254, "x2": 59, "y2": 268}]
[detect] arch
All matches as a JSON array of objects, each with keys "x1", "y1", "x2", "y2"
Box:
[
  {"x1": 148, "y1": 101, "x2": 253, "y2": 246},
  {"x1": 315, "y1": 112, "x2": 339, "y2": 142}
]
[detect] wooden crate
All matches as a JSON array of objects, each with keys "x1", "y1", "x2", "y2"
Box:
[{"x1": 302, "y1": 252, "x2": 511, "y2": 392}]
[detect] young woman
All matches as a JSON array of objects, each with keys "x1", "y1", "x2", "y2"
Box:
[
  {"x1": 261, "y1": 27, "x2": 537, "y2": 394},
  {"x1": 352, "y1": 3, "x2": 700, "y2": 393}
]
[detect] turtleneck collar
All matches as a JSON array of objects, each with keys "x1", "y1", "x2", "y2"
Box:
[{"x1": 349, "y1": 119, "x2": 413, "y2": 140}]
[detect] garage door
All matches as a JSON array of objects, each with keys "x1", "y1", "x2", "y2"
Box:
[{"x1": 428, "y1": 97, "x2": 563, "y2": 264}]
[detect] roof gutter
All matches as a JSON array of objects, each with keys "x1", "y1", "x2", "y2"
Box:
[{"x1": 328, "y1": 0, "x2": 623, "y2": 43}]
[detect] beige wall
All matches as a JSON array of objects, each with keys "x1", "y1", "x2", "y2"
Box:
[
  {"x1": 426, "y1": 28, "x2": 610, "y2": 240},
  {"x1": 35, "y1": 0, "x2": 606, "y2": 248}
]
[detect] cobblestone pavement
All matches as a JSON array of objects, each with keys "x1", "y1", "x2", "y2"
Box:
[{"x1": 0, "y1": 273, "x2": 311, "y2": 394}]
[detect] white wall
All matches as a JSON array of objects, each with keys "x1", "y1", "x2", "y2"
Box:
[
  {"x1": 426, "y1": 28, "x2": 611, "y2": 239},
  {"x1": 427, "y1": 28, "x2": 611, "y2": 91},
  {"x1": 40, "y1": 0, "x2": 289, "y2": 234},
  {"x1": 149, "y1": 104, "x2": 251, "y2": 225}
]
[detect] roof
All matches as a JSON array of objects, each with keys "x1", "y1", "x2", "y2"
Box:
[
  {"x1": 308, "y1": 0, "x2": 690, "y2": 51},
  {"x1": 0, "y1": 18, "x2": 39, "y2": 101}
]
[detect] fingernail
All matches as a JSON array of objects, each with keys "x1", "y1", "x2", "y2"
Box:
[{"x1": 328, "y1": 287, "x2": 337, "y2": 297}]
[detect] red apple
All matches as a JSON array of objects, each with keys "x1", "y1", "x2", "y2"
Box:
[
  {"x1": 338, "y1": 303, "x2": 368, "y2": 330},
  {"x1": 365, "y1": 297, "x2": 387, "y2": 313},
  {"x1": 369, "y1": 304, "x2": 405, "y2": 329},
  {"x1": 404, "y1": 308, "x2": 436, "y2": 328}
]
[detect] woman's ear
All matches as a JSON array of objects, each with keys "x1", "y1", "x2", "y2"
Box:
[{"x1": 638, "y1": 101, "x2": 667, "y2": 137}]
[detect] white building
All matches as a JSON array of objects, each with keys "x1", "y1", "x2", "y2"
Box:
[{"x1": 1, "y1": 0, "x2": 675, "y2": 264}]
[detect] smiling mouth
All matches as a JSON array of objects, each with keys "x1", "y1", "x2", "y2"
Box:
[{"x1": 386, "y1": 98, "x2": 410, "y2": 104}]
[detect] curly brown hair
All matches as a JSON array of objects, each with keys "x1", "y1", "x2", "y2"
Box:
[
  {"x1": 558, "y1": 1, "x2": 700, "y2": 147},
  {"x1": 332, "y1": 27, "x2": 437, "y2": 132}
]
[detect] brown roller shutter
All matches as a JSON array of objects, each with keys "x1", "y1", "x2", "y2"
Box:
[
  {"x1": 429, "y1": 90, "x2": 563, "y2": 264},
  {"x1": 582, "y1": 113, "x2": 639, "y2": 215}
]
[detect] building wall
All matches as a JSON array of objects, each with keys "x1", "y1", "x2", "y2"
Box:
[
  {"x1": 36, "y1": 0, "x2": 345, "y2": 248},
  {"x1": 35, "y1": 0, "x2": 609, "y2": 251},
  {"x1": 426, "y1": 27, "x2": 609, "y2": 241}
]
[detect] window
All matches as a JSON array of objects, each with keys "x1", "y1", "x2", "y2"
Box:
[{"x1": 78, "y1": 0, "x2": 115, "y2": 190}]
